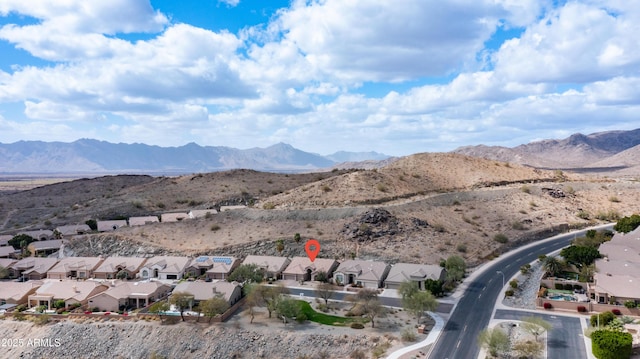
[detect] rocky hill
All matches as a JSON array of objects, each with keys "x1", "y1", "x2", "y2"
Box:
[{"x1": 453, "y1": 128, "x2": 640, "y2": 172}]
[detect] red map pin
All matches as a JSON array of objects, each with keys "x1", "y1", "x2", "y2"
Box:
[{"x1": 305, "y1": 239, "x2": 320, "y2": 262}]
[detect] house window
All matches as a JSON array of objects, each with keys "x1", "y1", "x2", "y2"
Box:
[{"x1": 142, "y1": 270, "x2": 148, "y2": 278}]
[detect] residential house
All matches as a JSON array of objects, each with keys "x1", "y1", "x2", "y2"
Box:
[
  {"x1": 160, "y1": 213, "x2": 189, "y2": 223},
  {"x1": 385, "y1": 263, "x2": 446, "y2": 290},
  {"x1": 0, "y1": 258, "x2": 17, "y2": 277},
  {"x1": 590, "y1": 227, "x2": 640, "y2": 305},
  {"x1": 47, "y1": 257, "x2": 104, "y2": 279},
  {"x1": 28, "y1": 239, "x2": 63, "y2": 257},
  {"x1": 28, "y1": 281, "x2": 108, "y2": 310},
  {"x1": 138, "y1": 256, "x2": 190, "y2": 280},
  {"x1": 87, "y1": 281, "x2": 172, "y2": 312},
  {"x1": 93, "y1": 257, "x2": 147, "y2": 280},
  {"x1": 186, "y1": 256, "x2": 240, "y2": 280},
  {"x1": 97, "y1": 220, "x2": 128, "y2": 232},
  {"x1": 188, "y1": 210, "x2": 216, "y2": 219},
  {"x1": 333, "y1": 260, "x2": 391, "y2": 288},
  {"x1": 11, "y1": 257, "x2": 59, "y2": 280},
  {"x1": 0, "y1": 281, "x2": 43, "y2": 305},
  {"x1": 129, "y1": 216, "x2": 159, "y2": 226},
  {"x1": 0, "y1": 246, "x2": 17, "y2": 258},
  {"x1": 19, "y1": 230, "x2": 53, "y2": 241},
  {"x1": 282, "y1": 257, "x2": 338, "y2": 282},
  {"x1": 172, "y1": 281, "x2": 242, "y2": 307},
  {"x1": 55, "y1": 224, "x2": 91, "y2": 237},
  {"x1": 242, "y1": 255, "x2": 291, "y2": 280}
]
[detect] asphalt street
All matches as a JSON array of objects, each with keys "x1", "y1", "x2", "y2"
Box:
[{"x1": 428, "y1": 226, "x2": 611, "y2": 359}]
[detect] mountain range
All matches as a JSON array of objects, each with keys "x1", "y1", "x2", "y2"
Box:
[
  {"x1": 1, "y1": 128, "x2": 639, "y2": 174},
  {"x1": 0, "y1": 139, "x2": 389, "y2": 173}
]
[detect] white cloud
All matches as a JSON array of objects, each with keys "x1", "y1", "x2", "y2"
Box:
[{"x1": 219, "y1": 0, "x2": 240, "y2": 8}]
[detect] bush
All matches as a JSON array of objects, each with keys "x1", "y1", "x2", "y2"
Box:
[
  {"x1": 505, "y1": 289, "x2": 515, "y2": 297},
  {"x1": 591, "y1": 330, "x2": 632, "y2": 359},
  {"x1": 612, "y1": 309, "x2": 621, "y2": 316},
  {"x1": 350, "y1": 322, "x2": 365, "y2": 329},
  {"x1": 577, "y1": 306, "x2": 587, "y2": 313},
  {"x1": 401, "y1": 328, "x2": 417, "y2": 342},
  {"x1": 493, "y1": 233, "x2": 508, "y2": 244},
  {"x1": 456, "y1": 243, "x2": 467, "y2": 253},
  {"x1": 555, "y1": 283, "x2": 564, "y2": 290},
  {"x1": 33, "y1": 314, "x2": 50, "y2": 326},
  {"x1": 574, "y1": 284, "x2": 583, "y2": 291},
  {"x1": 509, "y1": 279, "x2": 518, "y2": 289},
  {"x1": 624, "y1": 301, "x2": 636, "y2": 309},
  {"x1": 543, "y1": 302, "x2": 552, "y2": 310},
  {"x1": 15, "y1": 304, "x2": 27, "y2": 312},
  {"x1": 564, "y1": 284, "x2": 575, "y2": 290},
  {"x1": 13, "y1": 312, "x2": 26, "y2": 321},
  {"x1": 591, "y1": 312, "x2": 616, "y2": 327}
]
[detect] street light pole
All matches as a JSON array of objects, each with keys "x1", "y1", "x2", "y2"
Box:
[{"x1": 496, "y1": 270, "x2": 505, "y2": 288}]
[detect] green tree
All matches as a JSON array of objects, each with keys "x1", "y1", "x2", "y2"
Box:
[
  {"x1": 200, "y1": 294, "x2": 230, "y2": 323},
  {"x1": 591, "y1": 311, "x2": 616, "y2": 328},
  {"x1": 398, "y1": 281, "x2": 419, "y2": 300},
  {"x1": 424, "y1": 279, "x2": 444, "y2": 297},
  {"x1": 478, "y1": 328, "x2": 510, "y2": 358},
  {"x1": 362, "y1": 297, "x2": 386, "y2": 328},
  {"x1": 579, "y1": 264, "x2": 595, "y2": 282},
  {"x1": 613, "y1": 214, "x2": 640, "y2": 234},
  {"x1": 403, "y1": 290, "x2": 438, "y2": 324},
  {"x1": 560, "y1": 245, "x2": 601, "y2": 269},
  {"x1": 228, "y1": 264, "x2": 264, "y2": 283},
  {"x1": 244, "y1": 283, "x2": 260, "y2": 323},
  {"x1": 276, "y1": 297, "x2": 305, "y2": 324},
  {"x1": 521, "y1": 316, "x2": 553, "y2": 342},
  {"x1": 444, "y1": 255, "x2": 466, "y2": 283},
  {"x1": 53, "y1": 299, "x2": 66, "y2": 309},
  {"x1": 542, "y1": 256, "x2": 564, "y2": 277},
  {"x1": 254, "y1": 284, "x2": 288, "y2": 319},
  {"x1": 9, "y1": 234, "x2": 35, "y2": 254},
  {"x1": 170, "y1": 291, "x2": 193, "y2": 321},
  {"x1": 116, "y1": 270, "x2": 129, "y2": 280},
  {"x1": 148, "y1": 301, "x2": 170, "y2": 322},
  {"x1": 293, "y1": 233, "x2": 301, "y2": 243},
  {"x1": 315, "y1": 282, "x2": 334, "y2": 306}
]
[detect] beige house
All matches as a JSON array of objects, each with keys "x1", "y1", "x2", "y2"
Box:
[
  {"x1": 87, "y1": 281, "x2": 172, "y2": 312},
  {"x1": 188, "y1": 210, "x2": 216, "y2": 219},
  {"x1": 282, "y1": 257, "x2": 338, "y2": 282},
  {"x1": 0, "y1": 246, "x2": 16, "y2": 258},
  {"x1": 160, "y1": 213, "x2": 189, "y2": 223},
  {"x1": 19, "y1": 230, "x2": 53, "y2": 241},
  {"x1": 11, "y1": 257, "x2": 59, "y2": 280},
  {"x1": 55, "y1": 224, "x2": 91, "y2": 237},
  {"x1": 385, "y1": 263, "x2": 446, "y2": 290},
  {"x1": 28, "y1": 239, "x2": 63, "y2": 257},
  {"x1": 93, "y1": 257, "x2": 147, "y2": 280},
  {"x1": 0, "y1": 281, "x2": 43, "y2": 305},
  {"x1": 0, "y1": 258, "x2": 17, "y2": 277},
  {"x1": 97, "y1": 220, "x2": 128, "y2": 232},
  {"x1": 242, "y1": 255, "x2": 291, "y2": 280},
  {"x1": 129, "y1": 216, "x2": 159, "y2": 226},
  {"x1": 28, "y1": 281, "x2": 108, "y2": 310},
  {"x1": 186, "y1": 256, "x2": 240, "y2": 280},
  {"x1": 333, "y1": 260, "x2": 390, "y2": 289},
  {"x1": 173, "y1": 281, "x2": 242, "y2": 307},
  {"x1": 47, "y1": 257, "x2": 104, "y2": 279},
  {"x1": 138, "y1": 256, "x2": 190, "y2": 280},
  {"x1": 590, "y1": 227, "x2": 640, "y2": 305}
]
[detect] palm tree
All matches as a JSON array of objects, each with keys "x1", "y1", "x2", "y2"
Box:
[{"x1": 543, "y1": 256, "x2": 564, "y2": 277}]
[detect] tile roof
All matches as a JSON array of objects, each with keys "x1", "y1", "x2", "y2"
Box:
[
  {"x1": 242, "y1": 255, "x2": 291, "y2": 273},
  {"x1": 283, "y1": 257, "x2": 337, "y2": 275},
  {"x1": 385, "y1": 263, "x2": 444, "y2": 283}
]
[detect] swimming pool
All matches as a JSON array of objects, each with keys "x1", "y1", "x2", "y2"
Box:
[{"x1": 548, "y1": 294, "x2": 575, "y2": 301}]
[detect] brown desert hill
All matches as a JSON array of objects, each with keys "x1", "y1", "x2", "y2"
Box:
[
  {"x1": 0, "y1": 169, "x2": 353, "y2": 232},
  {"x1": 453, "y1": 128, "x2": 640, "y2": 169},
  {"x1": 261, "y1": 153, "x2": 561, "y2": 209}
]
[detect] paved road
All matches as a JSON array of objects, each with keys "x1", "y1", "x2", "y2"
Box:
[
  {"x1": 288, "y1": 288, "x2": 454, "y2": 313},
  {"x1": 495, "y1": 309, "x2": 586, "y2": 359},
  {"x1": 429, "y1": 226, "x2": 610, "y2": 359}
]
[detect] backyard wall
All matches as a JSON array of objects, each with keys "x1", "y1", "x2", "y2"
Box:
[{"x1": 537, "y1": 298, "x2": 640, "y2": 316}]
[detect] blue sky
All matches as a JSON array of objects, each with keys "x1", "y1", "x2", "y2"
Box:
[{"x1": 0, "y1": 0, "x2": 639, "y2": 156}]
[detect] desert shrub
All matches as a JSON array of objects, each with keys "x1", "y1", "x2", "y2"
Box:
[
  {"x1": 577, "y1": 210, "x2": 590, "y2": 220},
  {"x1": 15, "y1": 304, "x2": 27, "y2": 312},
  {"x1": 608, "y1": 196, "x2": 620, "y2": 203},
  {"x1": 512, "y1": 221, "x2": 526, "y2": 230},
  {"x1": 505, "y1": 289, "x2": 514, "y2": 297},
  {"x1": 577, "y1": 306, "x2": 587, "y2": 313},
  {"x1": 456, "y1": 243, "x2": 467, "y2": 253},
  {"x1": 350, "y1": 322, "x2": 365, "y2": 329},
  {"x1": 624, "y1": 301, "x2": 637, "y2": 309},
  {"x1": 509, "y1": 279, "x2": 518, "y2": 289},
  {"x1": 493, "y1": 233, "x2": 508, "y2": 244},
  {"x1": 612, "y1": 309, "x2": 621, "y2": 316},
  {"x1": 262, "y1": 202, "x2": 275, "y2": 210},
  {"x1": 349, "y1": 349, "x2": 366, "y2": 359},
  {"x1": 210, "y1": 224, "x2": 220, "y2": 231},
  {"x1": 33, "y1": 314, "x2": 50, "y2": 326},
  {"x1": 13, "y1": 312, "x2": 26, "y2": 321},
  {"x1": 520, "y1": 264, "x2": 531, "y2": 274},
  {"x1": 543, "y1": 302, "x2": 552, "y2": 310},
  {"x1": 376, "y1": 183, "x2": 387, "y2": 192},
  {"x1": 401, "y1": 328, "x2": 417, "y2": 342},
  {"x1": 321, "y1": 185, "x2": 331, "y2": 192},
  {"x1": 520, "y1": 185, "x2": 531, "y2": 193},
  {"x1": 537, "y1": 287, "x2": 548, "y2": 298},
  {"x1": 591, "y1": 330, "x2": 632, "y2": 359}
]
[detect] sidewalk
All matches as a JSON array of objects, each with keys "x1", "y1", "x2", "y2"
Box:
[{"x1": 385, "y1": 311, "x2": 444, "y2": 359}]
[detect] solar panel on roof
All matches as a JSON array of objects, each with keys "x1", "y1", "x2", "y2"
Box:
[
  {"x1": 195, "y1": 256, "x2": 209, "y2": 263},
  {"x1": 213, "y1": 257, "x2": 232, "y2": 265}
]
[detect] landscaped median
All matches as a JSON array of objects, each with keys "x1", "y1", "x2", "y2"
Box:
[{"x1": 296, "y1": 300, "x2": 365, "y2": 327}]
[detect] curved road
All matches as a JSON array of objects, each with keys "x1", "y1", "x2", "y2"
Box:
[{"x1": 429, "y1": 226, "x2": 611, "y2": 359}]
